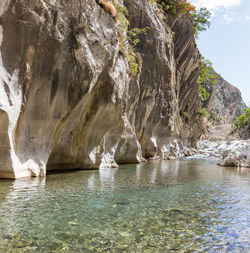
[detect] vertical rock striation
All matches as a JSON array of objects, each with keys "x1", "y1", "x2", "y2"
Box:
[
  {"x1": 0, "y1": 0, "x2": 202, "y2": 178},
  {"x1": 171, "y1": 15, "x2": 202, "y2": 146}
]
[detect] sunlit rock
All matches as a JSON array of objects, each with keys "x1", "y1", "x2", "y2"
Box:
[
  {"x1": 0, "y1": 0, "x2": 202, "y2": 178},
  {"x1": 198, "y1": 140, "x2": 250, "y2": 168}
]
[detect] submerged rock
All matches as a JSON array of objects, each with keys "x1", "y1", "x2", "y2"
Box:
[{"x1": 0, "y1": 0, "x2": 202, "y2": 178}]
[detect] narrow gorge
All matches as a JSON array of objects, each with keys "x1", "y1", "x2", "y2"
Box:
[
  {"x1": 0, "y1": 0, "x2": 203, "y2": 179},
  {"x1": 0, "y1": 1, "x2": 250, "y2": 252},
  {"x1": 0, "y1": 0, "x2": 248, "y2": 179}
]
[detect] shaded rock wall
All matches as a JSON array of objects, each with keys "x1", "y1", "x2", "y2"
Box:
[
  {"x1": 0, "y1": 0, "x2": 202, "y2": 178},
  {"x1": 171, "y1": 16, "x2": 202, "y2": 146}
]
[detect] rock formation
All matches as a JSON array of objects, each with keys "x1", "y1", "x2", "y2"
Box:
[
  {"x1": 238, "y1": 124, "x2": 250, "y2": 140},
  {"x1": 206, "y1": 72, "x2": 246, "y2": 124},
  {"x1": 197, "y1": 140, "x2": 250, "y2": 168},
  {"x1": 0, "y1": 0, "x2": 202, "y2": 178}
]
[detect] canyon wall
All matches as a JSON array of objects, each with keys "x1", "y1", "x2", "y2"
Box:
[
  {"x1": 0, "y1": 0, "x2": 202, "y2": 178},
  {"x1": 206, "y1": 72, "x2": 246, "y2": 124}
]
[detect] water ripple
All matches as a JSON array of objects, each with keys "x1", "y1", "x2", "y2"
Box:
[{"x1": 0, "y1": 159, "x2": 249, "y2": 252}]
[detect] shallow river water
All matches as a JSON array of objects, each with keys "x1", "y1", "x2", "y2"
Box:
[{"x1": 0, "y1": 159, "x2": 249, "y2": 252}]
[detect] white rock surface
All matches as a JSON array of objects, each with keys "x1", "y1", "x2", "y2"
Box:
[{"x1": 197, "y1": 140, "x2": 250, "y2": 168}]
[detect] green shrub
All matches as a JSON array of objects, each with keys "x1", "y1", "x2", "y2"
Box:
[
  {"x1": 127, "y1": 48, "x2": 139, "y2": 76},
  {"x1": 149, "y1": 0, "x2": 211, "y2": 39},
  {"x1": 126, "y1": 27, "x2": 148, "y2": 76},
  {"x1": 157, "y1": 0, "x2": 195, "y2": 17},
  {"x1": 156, "y1": 1, "x2": 210, "y2": 37},
  {"x1": 192, "y1": 7, "x2": 211, "y2": 37},
  {"x1": 232, "y1": 107, "x2": 250, "y2": 130},
  {"x1": 114, "y1": 1, "x2": 148, "y2": 77},
  {"x1": 199, "y1": 85, "x2": 210, "y2": 102},
  {"x1": 199, "y1": 108, "x2": 210, "y2": 118},
  {"x1": 127, "y1": 27, "x2": 149, "y2": 45},
  {"x1": 198, "y1": 57, "x2": 217, "y2": 85},
  {"x1": 198, "y1": 57, "x2": 217, "y2": 102}
]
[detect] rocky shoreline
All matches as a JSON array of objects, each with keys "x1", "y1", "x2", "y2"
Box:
[
  {"x1": 197, "y1": 139, "x2": 250, "y2": 168},
  {"x1": 145, "y1": 136, "x2": 250, "y2": 169}
]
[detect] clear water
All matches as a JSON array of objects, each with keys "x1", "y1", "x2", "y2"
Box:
[{"x1": 0, "y1": 159, "x2": 249, "y2": 252}]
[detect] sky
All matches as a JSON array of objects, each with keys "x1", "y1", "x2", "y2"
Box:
[{"x1": 190, "y1": 0, "x2": 250, "y2": 105}]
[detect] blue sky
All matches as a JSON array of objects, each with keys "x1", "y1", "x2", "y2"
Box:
[{"x1": 191, "y1": 0, "x2": 250, "y2": 105}]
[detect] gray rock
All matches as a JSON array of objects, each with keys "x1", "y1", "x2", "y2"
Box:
[
  {"x1": 206, "y1": 73, "x2": 246, "y2": 124},
  {"x1": 238, "y1": 124, "x2": 250, "y2": 140},
  {"x1": 197, "y1": 140, "x2": 250, "y2": 168},
  {"x1": 0, "y1": 0, "x2": 202, "y2": 178},
  {"x1": 0, "y1": 109, "x2": 13, "y2": 178}
]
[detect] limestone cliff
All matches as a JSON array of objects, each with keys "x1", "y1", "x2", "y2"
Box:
[
  {"x1": 0, "y1": 0, "x2": 202, "y2": 178},
  {"x1": 206, "y1": 72, "x2": 246, "y2": 124}
]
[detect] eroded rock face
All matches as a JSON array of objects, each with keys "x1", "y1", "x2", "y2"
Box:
[
  {"x1": 207, "y1": 73, "x2": 246, "y2": 124},
  {"x1": 0, "y1": 0, "x2": 202, "y2": 178}
]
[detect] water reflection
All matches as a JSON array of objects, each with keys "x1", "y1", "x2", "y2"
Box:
[
  {"x1": 87, "y1": 174, "x2": 95, "y2": 190},
  {"x1": 10, "y1": 176, "x2": 45, "y2": 193},
  {"x1": 99, "y1": 168, "x2": 117, "y2": 191},
  {"x1": 0, "y1": 159, "x2": 249, "y2": 252}
]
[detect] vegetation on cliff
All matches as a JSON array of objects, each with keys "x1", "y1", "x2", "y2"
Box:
[
  {"x1": 198, "y1": 57, "x2": 217, "y2": 118},
  {"x1": 192, "y1": 7, "x2": 210, "y2": 37},
  {"x1": 198, "y1": 58, "x2": 217, "y2": 102},
  {"x1": 156, "y1": 0, "x2": 195, "y2": 16},
  {"x1": 232, "y1": 107, "x2": 250, "y2": 130},
  {"x1": 156, "y1": 0, "x2": 210, "y2": 36},
  {"x1": 115, "y1": 0, "x2": 210, "y2": 78},
  {"x1": 114, "y1": 1, "x2": 148, "y2": 76}
]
